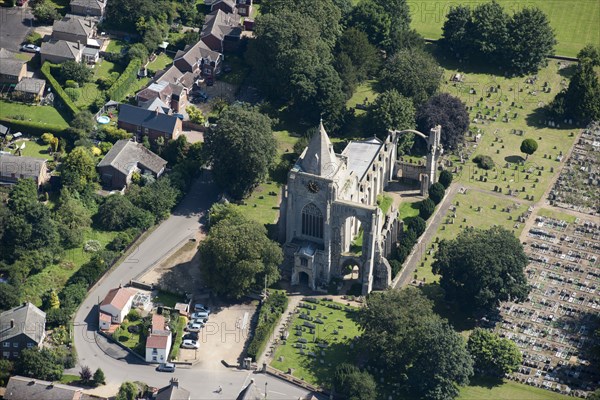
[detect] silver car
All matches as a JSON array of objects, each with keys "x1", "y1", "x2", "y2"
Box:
[{"x1": 21, "y1": 44, "x2": 40, "y2": 53}]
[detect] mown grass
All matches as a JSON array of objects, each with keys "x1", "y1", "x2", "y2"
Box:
[
  {"x1": 345, "y1": 79, "x2": 378, "y2": 115},
  {"x1": 0, "y1": 99, "x2": 69, "y2": 128},
  {"x1": 459, "y1": 377, "x2": 571, "y2": 400},
  {"x1": 147, "y1": 53, "x2": 174, "y2": 74},
  {"x1": 536, "y1": 207, "x2": 577, "y2": 223},
  {"x1": 6, "y1": 139, "x2": 52, "y2": 160}
]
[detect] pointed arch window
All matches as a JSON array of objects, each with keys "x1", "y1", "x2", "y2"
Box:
[{"x1": 301, "y1": 203, "x2": 323, "y2": 239}]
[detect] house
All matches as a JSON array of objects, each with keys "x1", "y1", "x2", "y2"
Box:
[
  {"x1": 118, "y1": 104, "x2": 182, "y2": 142},
  {"x1": 97, "y1": 139, "x2": 167, "y2": 190},
  {"x1": 40, "y1": 39, "x2": 84, "y2": 64},
  {"x1": 201, "y1": 9, "x2": 242, "y2": 53},
  {"x1": 211, "y1": 0, "x2": 235, "y2": 14},
  {"x1": 0, "y1": 57, "x2": 26, "y2": 84},
  {"x1": 12, "y1": 78, "x2": 46, "y2": 102},
  {"x1": 137, "y1": 81, "x2": 173, "y2": 108},
  {"x1": 52, "y1": 14, "x2": 96, "y2": 44},
  {"x1": 98, "y1": 286, "x2": 137, "y2": 330},
  {"x1": 235, "y1": 0, "x2": 252, "y2": 16},
  {"x1": 0, "y1": 154, "x2": 49, "y2": 187},
  {"x1": 4, "y1": 376, "x2": 107, "y2": 400},
  {"x1": 69, "y1": 0, "x2": 107, "y2": 19},
  {"x1": 83, "y1": 45, "x2": 100, "y2": 64},
  {"x1": 173, "y1": 39, "x2": 223, "y2": 78},
  {"x1": 145, "y1": 314, "x2": 172, "y2": 363},
  {"x1": 154, "y1": 65, "x2": 195, "y2": 112},
  {"x1": 0, "y1": 303, "x2": 46, "y2": 360},
  {"x1": 155, "y1": 378, "x2": 190, "y2": 400},
  {"x1": 139, "y1": 97, "x2": 171, "y2": 114}
]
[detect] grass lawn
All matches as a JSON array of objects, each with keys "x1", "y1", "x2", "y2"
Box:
[
  {"x1": 59, "y1": 374, "x2": 80, "y2": 384},
  {"x1": 459, "y1": 377, "x2": 571, "y2": 400},
  {"x1": 114, "y1": 319, "x2": 145, "y2": 356},
  {"x1": 414, "y1": 191, "x2": 529, "y2": 284},
  {"x1": 376, "y1": 193, "x2": 393, "y2": 214},
  {"x1": 147, "y1": 53, "x2": 173, "y2": 73},
  {"x1": 345, "y1": 80, "x2": 378, "y2": 115},
  {"x1": 535, "y1": 207, "x2": 577, "y2": 223},
  {"x1": 409, "y1": 0, "x2": 600, "y2": 57},
  {"x1": 398, "y1": 200, "x2": 420, "y2": 222},
  {"x1": 0, "y1": 99, "x2": 69, "y2": 128},
  {"x1": 154, "y1": 290, "x2": 185, "y2": 308},
  {"x1": 270, "y1": 299, "x2": 361, "y2": 387},
  {"x1": 20, "y1": 229, "x2": 118, "y2": 306},
  {"x1": 94, "y1": 59, "x2": 124, "y2": 79},
  {"x1": 6, "y1": 139, "x2": 52, "y2": 160},
  {"x1": 73, "y1": 82, "x2": 104, "y2": 110},
  {"x1": 106, "y1": 39, "x2": 127, "y2": 54}
]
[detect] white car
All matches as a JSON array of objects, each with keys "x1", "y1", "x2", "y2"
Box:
[
  {"x1": 191, "y1": 312, "x2": 209, "y2": 320},
  {"x1": 181, "y1": 339, "x2": 199, "y2": 349},
  {"x1": 186, "y1": 322, "x2": 203, "y2": 332},
  {"x1": 20, "y1": 44, "x2": 40, "y2": 53}
]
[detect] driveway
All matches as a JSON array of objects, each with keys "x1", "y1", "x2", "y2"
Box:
[
  {"x1": 72, "y1": 172, "x2": 313, "y2": 399},
  {"x1": 0, "y1": 6, "x2": 34, "y2": 51}
]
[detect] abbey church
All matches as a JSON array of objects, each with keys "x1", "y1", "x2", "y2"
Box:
[{"x1": 280, "y1": 121, "x2": 442, "y2": 294}]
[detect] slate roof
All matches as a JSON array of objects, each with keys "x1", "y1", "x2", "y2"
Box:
[
  {"x1": 0, "y1": 303, "x2": 46, "y2": 344},
  {"x1": 118, "y1": 104, "x2": 179, "y2": 134},
  {"x1": 342, "y1": 137, "x2": 383, "y2": 181},
  {"x1": 201, "y1": 9, "x2": 241, "y2": 41},
  {"x1": 236, "y1": 379, "x2": 263, "y2": 400},
  {"x1": 97, "y1": 139, "x2": 167, "y2": 177},
  {"x1": 41, "y1": 40, "x2": 82, "y2": 60},
  {"x1": 0, "y1": 48, "x2": 19, "y2": 59},
  {"x1": 5, "y1": 376, "x2": 82, "y2": 400},
  {"x1": 174, "y1": 40, "x2": 222, "y2": 70},
  {"x1": 0, "y1": 58, "x2": 25, "y2": 77},
  {"x1": 14, "y1": 78, "x2": 46, "y2": 94},
  {"x1": 52, "y1": 15, "x2": 96, "y2": 38},
  {"x1": 99, "y1": 287, "x2": 136, "y2": 312},
  {"x1": 300, "y1": 120, "x2": 338, "y2": 177},
  {"x1": 0, "y1": 154, "x2": 47, "y2": 181},
  {"x1": 70, "y1": 0, "x2": 105, "y2": 12},
  {"x1": 140, "y1": 97, "x2": 170, "y2": 114},
  {"x1": 156, "y1": 379, "x2": 190, "y2": 400},
  {"x1": 211, "y1": 0, "x2": 235, "y2": 12}
]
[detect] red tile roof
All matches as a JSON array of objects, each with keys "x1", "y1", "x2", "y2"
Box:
[
  {"x1": 146, "y1": 334, "x2": 170, "y2": 349},
  {"x1": 99, "y1": 311, "x2": 112, "y2": 322},
  {"x1": 152, "y1": 314, "x2": 166, "y2": 331},
  {"x1": 100, "y1": 287, "x2": 136, "y2": 311}
]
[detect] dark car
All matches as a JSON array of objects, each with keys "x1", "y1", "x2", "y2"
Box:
[
  {"x1": 184, "y1": 332, "x2": 199, "y2": 341},
  {"x1": 156, "y1": 363, "x2": 176, "y2": 372}
]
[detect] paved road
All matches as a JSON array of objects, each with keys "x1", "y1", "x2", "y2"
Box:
[
  {"x1": 72, "y1": 173, "x2": 312, "y2": 399},
  {"x1": 0, "y1": 6, "x2": 33, "y2": 51}
]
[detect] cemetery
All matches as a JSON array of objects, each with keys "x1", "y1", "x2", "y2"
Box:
[
  {"x1": 495, "y1": 213, "x2": 600, "y2": 397},
  {"x1": 549, "y1": 122, "x2": 600, "y2": 216}
]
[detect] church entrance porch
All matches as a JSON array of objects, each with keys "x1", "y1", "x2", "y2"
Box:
[{"x1": 298, "y1": 271, "x2": 310, "y2": 286}]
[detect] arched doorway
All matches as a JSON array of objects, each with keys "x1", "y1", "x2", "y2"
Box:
[
  {"x1": 341, "y1": 258, "x2": 362, "y2": 281},
  {"x1": 298, "y1": 271, "x2": 310, "y2": 286}
]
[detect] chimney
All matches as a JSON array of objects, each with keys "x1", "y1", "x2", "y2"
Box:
[
  {"x1": 170, "y1": 378, "x2": 179, "y2": 388},
  {"x1": 77, "y1": 41, "x2": 81, "y2": 50},
  {"x1": 155, "y1": 107, "x2": 159, "y2": 115},
  {"x1": 10, "y1": 319, "x2": 14, "y2": 329}
]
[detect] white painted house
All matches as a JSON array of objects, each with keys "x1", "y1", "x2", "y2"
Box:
[
  {"x1": 145, "y1": 314, "x2": 172, "y2": 363},
  {"x1": 98, "y1": 287, "x2": 137, "y2": 330}
]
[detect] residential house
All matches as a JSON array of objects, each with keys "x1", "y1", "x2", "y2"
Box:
[
  {"x1": 40, "y1": 39, "x2": 84, "y2": 64},
  {"x1": 145, "y1": 314, "x2": 172, "y2": 363},
  {"x1": 69, "y1": 0, "x2": 107, "y2": 19},
  {"x1": 137, "y1": 81, "x2": 173, "y2": 109},
  {"x1": 235, "y1": 0, "x2": 252, "y2": 16},
  {"x1": 51, "y1": 14, "x2": 96, "y2": 44},
  {"x1": 173, "y1": 39, "x2": 223, "y2": 79},
  {"x1": 0, "y1": 303, "x2": 46, "y2": 360},
  {"x1": 139, "y1": 97, "x2": 171, "y2": 114},
  {"x1": 201, "y1": 9, "x2": 242, "y2": 53},
  {"x1": 155, "y1": 378, "x2": 190, "y2": 400},
  {"x1": 4, "y1": 376, "x2": 107, "y2": 400},
  {"x1": 154, "y1": 65, "x2": 195, "y2": 113},
  {"x1": 97, "y1": 139, "x2": 167, "y2": 190},
  {"x1": 0, "y1": 57, "x2": 26, "y2": 84},
  {"x1": 0, "y1": 154, "x2": 49, "y2": 187},
  {"x1": 118, "y1": 104, "x2": 182, "y2": 142},
  {"x1": 211, "y1": 0, "x2": 235, "y2": 14},
  {"x1": 12, "y1": 78, "x2": 46, "y2": 102},
  {"x1": 98, "y1": 286, "x2": 137, "y2": 330}
]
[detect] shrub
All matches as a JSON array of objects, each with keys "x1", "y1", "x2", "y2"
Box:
[
  {"x1": 65, "y1": 80, "x2": 79, "y2": 88},
  {"x1": 406, "y1": 216, "x2": 426, "y2": 237},
  {"x1": 64, "y1": 88, "x2": 80, "y2": 102},
  {"x1": 126, "y1": 309, "x2": 141, "y2": 322},
  {"x1": 247, "y1": 292, "x2": 288, "y2": 360},
  {"x1": 41, "y1": 62, "x2": 79, "y2": 118},
  {"x1": 107, "y1": 58, "x2": 141, "y2": 101},
  {"x1": 25, "y1": 31, "x2": 42, "y2": 46},
  {"x1": 428, "y1": 182, "x2": 446, "y2": 204},
  {"x1": 0, "y1": 117, "x2": 68, "y2": 137},
  {"x1": 473, "y1": 155, "x2": 495, "y2": 170},
  {"x1": 418, "y1": 198, "x2": 436, "y2": 220},
  {"x1": 438, "y1": 170, "x2": 453, "y2": 189},
  {"x1": 60, "y1": 60, "x2": 92, "y2": 85}
]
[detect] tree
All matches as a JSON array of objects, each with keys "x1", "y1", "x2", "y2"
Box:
[
  {"x1": 127, "y1": 43, "x2": 149, "y2": 63},
  {"x1": 96, "y1": 195, "x2": 154, "y2": 231},
  {"x1": 162, "y1": 135, "x2": 189, "y2": 165},
  {"x1": 505, "y1": 7, "x2": 556, "y2": 74},
  {"x1": 41, "y1": 133, "x2": 59, "y2": 152},
  {"x1": 204, "y1": 106, "x2": 276, "y2": 199},
  {"x1": 467, "y1": 328, "x2": 522, "y2": 377},
  {"x1": 80, "y1": 365, "x2": 93, "y2": 383},
  {"x1": 349, "y1": 0, "x2": 391, "y2": 49},
  {"x1": 417, "y1": 93, "x2": 469, "y2": 151},
  {"x1": 32, "y1": 0, "x2": 60, "y2": 23},
  {"x1": 127, "y1": 178, "x2": 180, "y2": 222},
  {"x1": 332, "y1": 364, "x2": 378, "y2": 400},
  {"x1": 380, "y1": 48, "x2": 442, "y2": 105},
  {"x1": 470, "y1": 1, "x2": 508, "y2": 64},
  {"x1": 563, "y1": 60, "x2": 600, "y2": 123},
  {"x1": 440, "y1": 5, "x2": 473, "y2": 59},
  {"x1": 367, "y1": 89, "x2": 416, "y2": 144},
  {"x1": 102, "y1": 125, "x2": 132, "y2": 143},
  {"x1": 116, "y1": 381, "x2": 139, "y2": 400},
  {"x1": 428, "y1": 182, "x2": 445, "y2": 204},
  {"x1": 93, "y1": 368, "x2": 106, "y2": 386},
  {"x1": 520, "y1": 138, "x2": 538, "y2": 159},
  {"x1": 55, "y1": 189, "x2": 92, "y2": 248},
  {"x1": 406, "y1": 216, "x2": 426, "y2": 237},
  {"x1": 60, "y1": 60, "x2": 93, "y2": 85},
  {"x1": 418, "y1": 198, "x2": 435, "y2": 220},
  {"x1": 49, "y1": 289, "x2": 60, "y2": 309},
  {"x1": 143, "y1": 18, "x2": 166, "y2": 51},
  {"x1": 0, "y1": 359, "x2": 13, "y2": 386},
  {"x1": 336, "y1": 27, "x2": 380, "y2": 80},
  {"x1": 198, "y1": 215, "x2": 282, "y2": 299},
  {"x1": 358, "y1": 288, "x2": 473, "y2": 400},
  {"x1": 7, "y1": 178, "x2": 38, "y2": 215},
  {"x1": 186, "y1": 106, "x2": 205, "y2": 125},
  {"x1": 433, "y1": 226, "x2": 530, "y2": 315},
  {"x1": 439, "y1": 170, "x2": 453, "y2": 189},
  {"x1": 0, "y1": 283, "x2": 20, "y2": 311},
  {"x1": 578, "y1": 44, "x2": 600, "y2": 66},
  {"x1": 61, "y1": 147, "x2": 98, "y2": 192},
  {"x1": 15, "y1": 348, "x2": 64, "y2": 381}
]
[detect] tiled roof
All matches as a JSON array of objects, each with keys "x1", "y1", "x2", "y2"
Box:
[
  {"x1": 146, "y1": 334, "x2": 170, "y2": 349},
  {"x1": 0, "y1": 303, "x2": 46, "y2": 344},
  {"x1": 97, "y1": 139, "x2": 167, "y2": 177},
  {"x1": 118, "y1": 104, "x2": 179, "y2": 135},
  {"x1": 52, "y1": 14, "x2": 95, "y2": 38},
  {"x1": 0, "y1": 154, "x2": 46, "y2": 181},
  {"x1": 41, "y1": 40, "x2": 82, "y2": 60},
  {"x1": 0, "y1": 58, "x2": 25, "y2": 77},
  {"x1": 99, "y1": 287, "x2": 136, "y2": 312}
]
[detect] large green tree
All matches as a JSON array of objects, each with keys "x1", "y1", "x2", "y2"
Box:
[
  {"x1": 367, "y1": 89, "x2": 415, "y2": 153},
  {"x1": 198, "y1": 215, "x2": 282, "y2": 299},
  {"x1": 204, "y1": 106, "x2": 276, "y2": 199},
  {"x1": 470, "y1": 1, "x2": 508, "y2": 64},
  {"x1": 432, "y1": 226, "x2": 530, "y2": 315},
  {"x1": 520, "y1": 138, "x2": 538, "y2": 159},
  {"x1": 440, "y1": 5, "x2": 473, "y2": 60},
  {"x1": 96, "y1": 195, "x2": 154, "y2": 231},
  {"x1": 55, "y1": 189, "x2": 92, "y2": 248},
  {"x1": 60, "y1": 60, "x2": 93, "y2": 85},
  {"x1": 379, "y1": 49, "x2": 442, "y2": 105},
  {"x1": 61, "y1": 147, "x2": 98, "y2": 192},
  {"x1": 332, "y1": 364, "x2": 378, "y2": 400},
  {"x1": 15, "y1": 348, "x2": 64, "y2": 381},
  {"x1": 127, "y1": 178, "x2": 180, "y2": 222},
  {"x1": 334, "y1": 27, "x2": 380, "y2": 96},
  {"x1": 467, "y1": 328, "x2": 522, "y2": 377},
  {"x1": 564, "y1": 60, "x2": 600, "y2": 123}
]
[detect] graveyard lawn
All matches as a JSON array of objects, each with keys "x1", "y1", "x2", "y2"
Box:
[
  {"x1": 408, "y1": 0, "x2": 600, "y2": 57},
  {"x1": 459, "y1": 377, "x2": 571, "y2": 400},
  {"x1": 270, "y1": 299, "x2": 361, "y2": 387}
]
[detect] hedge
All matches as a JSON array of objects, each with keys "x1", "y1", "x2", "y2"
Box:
[
  {"x1": 40, "y1": 62, "x2": 79, "y2": 119},
  {"x1": 247, "y1": 291, "x2": 288, "y2": 361},
  {"x1": 0, "y1": 117, "x2": 68, "y2": 137},
  {"x1": 168, "y1": 316, "x2": 187, "y2": 361},
  {"x1": 106, "y1": 57, "x2": 142, "y2": 101}
]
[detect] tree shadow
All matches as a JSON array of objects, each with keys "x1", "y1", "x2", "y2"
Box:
[
  {"x1": 504, "y1": 155, "x2": 525, "y2": 163},
  {"x1": 426, "y1": 43, "x2": 510, "y2": 77},
  {"x1": 468, "y1": 375, "x2": 504, "y2": 389},
  {"x1": 524, "y1": 107, "x2": 550, "y2": 129},
  {"x1": 419, "y1": 283, "x2": 477, "y2": 332},
  {"x1": 558, "y1": 64, "x2": 577, "y2": 80}
]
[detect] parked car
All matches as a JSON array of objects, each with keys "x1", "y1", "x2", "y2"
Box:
[
  {"x1": 20, "y1": 44, "x2": 40, "y2": 53},
  {"x1": 181, "y1": 339, "x2": 199, "y2": 349},
  {"x1": 194, "y1": 304, "x2": 211, "y2": 313},
  {"x1": 186, "y1": 322, "x2": 203, "y2": 332},
  {"x1": 191, "y1": 311, "x2": 209, "y2": 320},
  {"x1": 183, "y1": 332, "x2": 199, "y2": 341},
  {"x1": 156, "y1": 363, "x2": 176, "y2": 372}
]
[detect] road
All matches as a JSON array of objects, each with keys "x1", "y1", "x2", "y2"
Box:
[{"x1": 72, "y1": 173, "x2": 313, "y2": 399}]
